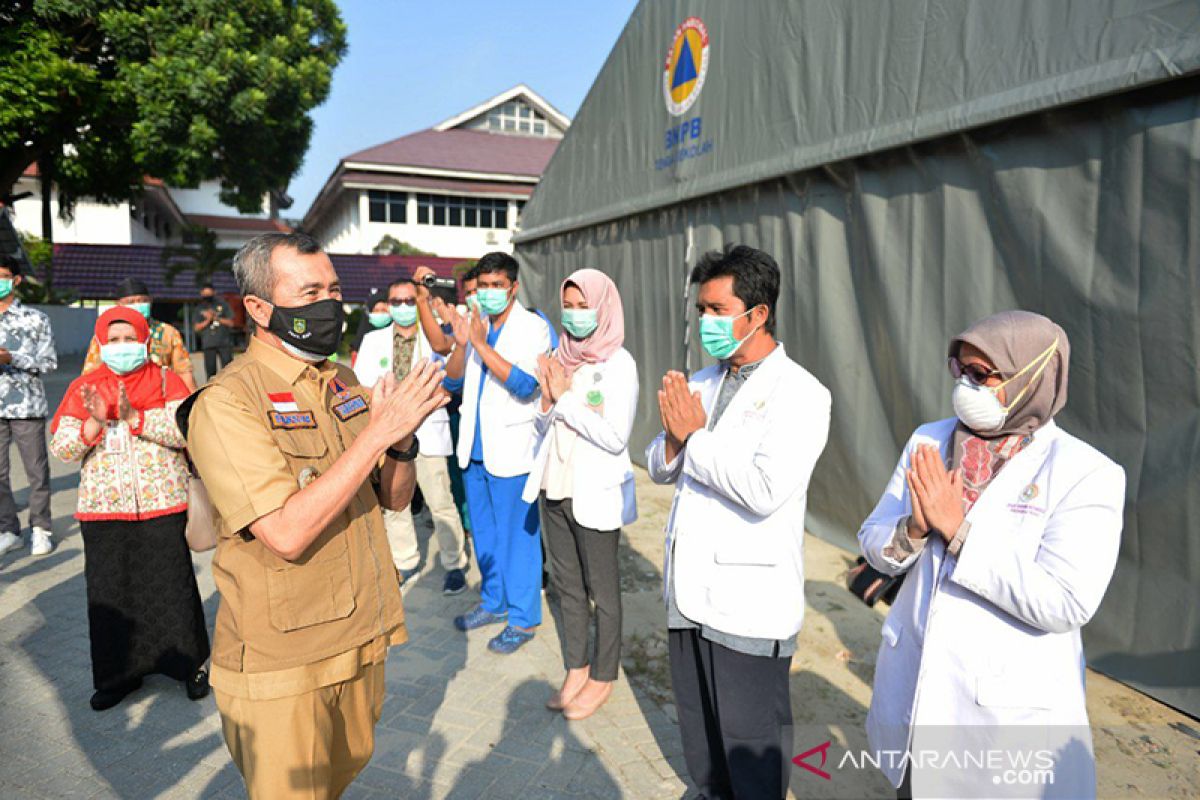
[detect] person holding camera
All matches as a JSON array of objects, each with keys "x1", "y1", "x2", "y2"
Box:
[{"x1": 354, "y1": 276, "x2": 469, "y2": 596}]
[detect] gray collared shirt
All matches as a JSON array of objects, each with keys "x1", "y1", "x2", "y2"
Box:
[{"x1": 666, "y1": 352, "x2": 797, "y2": 659}]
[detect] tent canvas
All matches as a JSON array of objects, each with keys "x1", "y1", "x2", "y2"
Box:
[{"x1": 515, "y1": 1, "x2": 1200, "y2": 717}]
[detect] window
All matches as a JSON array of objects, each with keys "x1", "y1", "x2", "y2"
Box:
[
  {"x1": 414, "y1": 194, "x2": 512, "y2": 229},
  {"x1": 368, "y1": 190, "x2": 407, "y2": 223},
  {"x1": 482, "y1": 98, "x2": 554, "y2": 137}
]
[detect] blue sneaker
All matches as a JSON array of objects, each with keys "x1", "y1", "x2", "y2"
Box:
[
  {"x1": 454, "y1": 604, "x2": 507, "y2": 632},
  {"x1": 487, "y1": 625, "x2": 535, "y2": 654}
]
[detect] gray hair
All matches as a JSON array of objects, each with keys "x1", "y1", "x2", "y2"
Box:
[{"x1": 231, "y1": 232, "x2": 323, "y2": 300}]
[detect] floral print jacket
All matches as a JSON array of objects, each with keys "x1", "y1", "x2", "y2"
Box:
[{"x1": 50, "y1": 402, "x2": 189, "y2": 522}]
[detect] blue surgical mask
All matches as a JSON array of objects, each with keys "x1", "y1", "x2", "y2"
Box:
[
  {"x1": 0, "y1": 279, "x2": 13, "y2": 299},
  {"x1": 390, "y1": 304, "x2": 418, "y2": 327},
  {"x1": 561, "y1": 308, "x2": 599, "y2": 339},
  {"x1": 100, "y1": 342, "x2": 148, "y2": 375},
  {"x1": 465, "y1": 294, "x2": 480, "y2": 313},
  {"x1": 129, "y1": 302, "x2": 152, "y2": 319},
  {"x1": 368, "y1": 311, "x2": 392, "y2": 329},
  {"x1": 476, "y1": 287, "x2": 511, "y2": 316},
  {"x1": 699, "y1": 309, "x2": 759, "y2": 360}
]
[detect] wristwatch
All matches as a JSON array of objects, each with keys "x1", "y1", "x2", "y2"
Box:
[{"x1": 386, "y1": 436, "x2": 420, "y2": 462}]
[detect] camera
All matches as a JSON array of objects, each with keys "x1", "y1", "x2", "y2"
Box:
[{"x1": 420, "y1": 274, "x2": 457, "y2": 290}]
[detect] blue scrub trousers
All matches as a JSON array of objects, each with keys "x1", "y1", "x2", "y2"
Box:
[{"x1": 463, "y1": 461, "x2": 542, "y2": 629}]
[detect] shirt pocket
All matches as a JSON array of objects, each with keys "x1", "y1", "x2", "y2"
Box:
[
  {"x1": 271, "y1": 427, "x2": 329, "y2": 461},
  {"x1": 264, "y1": 532, "x2": 357, "y2": 633},
  {"x1": 713, "y1": 534, "x2": 779, "y2": 567}
]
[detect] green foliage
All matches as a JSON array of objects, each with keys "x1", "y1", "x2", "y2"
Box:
[
  {"x1": 161, "y1": 225, "x2": 236, "y2": 287},
  {"x1": 13, "y1": 231, "x2": 75, "y2": 304},
  {"x1": 374, "y1": 235, "x2": 435, "y2": 257},
  {"x1": 0, "y1": 1, "x2": 347, "y2": 214}
]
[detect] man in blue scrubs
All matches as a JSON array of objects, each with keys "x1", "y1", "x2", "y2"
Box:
[{"x1": 443, "y1": 252, "x2": 552, "y2": 653}]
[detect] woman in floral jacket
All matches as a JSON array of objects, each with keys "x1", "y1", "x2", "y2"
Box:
[{"x1": 51, "y1": 306, "x2": 210, "y2": 711}]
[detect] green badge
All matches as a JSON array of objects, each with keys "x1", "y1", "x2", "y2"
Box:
[
  {"x1": 380, "y1": 357, "x2": 389, "y2": 367},
  {"x1": 293, "y1": 318, "x2": 307, "y2": 335},
  {"x1": 586, "y1": 389, "x2": 604, "y2": 407}
]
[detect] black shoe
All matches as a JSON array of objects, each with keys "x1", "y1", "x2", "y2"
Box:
[
  {"x1": 442, "y1": 568, "x2": 467, "y2": 595},
  {"x1": 90, "y1": 678, "x2": 142, "y2": 712},
  {"x1": 186, "y1": 668, "x2": 210, "y2": 701}
]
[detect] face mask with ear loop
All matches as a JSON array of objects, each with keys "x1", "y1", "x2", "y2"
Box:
[{"x1": 951, "y1": 339, "x2": 1059, "y2": 433}]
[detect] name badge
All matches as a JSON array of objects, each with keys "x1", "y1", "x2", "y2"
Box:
[
  {"x1": 104, "y1": 422, "x2": 128, "y2": 454},
  {"x1": 332, "y1": 395, "x2": 369, "y2": 422},
  {"x1": 268, "y1": 410, "x2": 318, "y2": 430}
]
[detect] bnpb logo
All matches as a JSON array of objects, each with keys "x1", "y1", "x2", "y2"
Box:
[{"x1": 663, "y1": 17, "x2": 710, "y2": 117}]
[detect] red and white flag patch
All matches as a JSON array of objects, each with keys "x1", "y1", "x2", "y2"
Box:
[{"x1": 268, "y1": 392, "x2": 300, "y2": 413}]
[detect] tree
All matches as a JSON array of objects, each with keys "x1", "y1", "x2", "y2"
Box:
[
  {"x1": 161, "y1": 225, "x2": 236, "y2": 288},
  {"x1": 14, "y1": 232, "x2": 75, "y2": 304},
  {"x1": 0, "y1": 1, "x2": 347, "y2": 215},
  {"x1": 374, "y1": 234, "x2": 434, "y2": 257}
]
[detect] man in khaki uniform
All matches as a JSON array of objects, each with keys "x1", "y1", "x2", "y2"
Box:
[{"x1": 187, "y1": 232, "x2": 447, "y2": 799}]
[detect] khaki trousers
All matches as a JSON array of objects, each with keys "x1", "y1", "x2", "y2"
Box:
[
  {"x1": 383, "y1": 453, "x2": 467, "y2": 571},
  {"x1": 215, "y1": 661, "x2": 385, "y2": 800}
]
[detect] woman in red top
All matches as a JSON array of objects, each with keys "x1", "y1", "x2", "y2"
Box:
[{"x1": 50, "y1": 306, "x2": 210, "y2": 711}]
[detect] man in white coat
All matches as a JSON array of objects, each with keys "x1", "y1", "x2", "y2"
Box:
[
  {"x1": 355, "y1": 278, "x2": 468, "y2": 595},
  {"x1": 647, "y1": 245, "x2": 831, "y2": 800},
  {"x1": 443, "y1": 252, "x2": 552, "y2": 655},
  {"x1": 858, "y1": 311, "x2": 1125, "y2": 799}
]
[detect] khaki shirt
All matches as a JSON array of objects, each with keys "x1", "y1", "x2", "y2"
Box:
[{"x1": 188, "y1": 337, "x2": 406, "y2": 699}]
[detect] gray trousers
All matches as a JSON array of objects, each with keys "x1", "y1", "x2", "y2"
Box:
[
  {"x1": 0, "y1": 418, "x2": 52, "y2": 534},
  {"x1": 541, "y1": 495, "x2": 622, "y2": 681}
]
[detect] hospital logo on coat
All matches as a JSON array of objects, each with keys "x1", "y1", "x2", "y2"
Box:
[
  {"x1": 1019, "y1": 483, "x2": 1040, "y2": 502},
  {"x1": 663, "y1": 17, "x2": 710, "y2": 116}
]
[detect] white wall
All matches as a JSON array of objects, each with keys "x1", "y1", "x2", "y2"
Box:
[
  {"x1": 170, "y1": 180, "x2": 270, "y2": 218},
  {"x1": 10, "y1": 178, "x2": 136, "y2": 245},
  {"x1": 320, "y1": 189, "x2": 521, "y2": 258}
]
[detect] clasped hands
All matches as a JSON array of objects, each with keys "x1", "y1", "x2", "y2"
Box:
[
  {"x1": 906, "y1": 444, "x2": 966, "y2": 544},
  {"x1": 367, "y1": 359, "x2": 449, "y2": 451},
  {"x1": 81, "y1": 383, "x2": 139, "y2": 427},
  {"x1": 534, "y1": 354, "x2": 573, "y2": 412},
  {"x1": 657, "y1": 371, "x2": 706, "y2": 461}
]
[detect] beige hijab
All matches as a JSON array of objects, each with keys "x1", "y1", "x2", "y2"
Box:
[
  {"x1": 949, "y1": 310, "x2": 1070, "y2": 438},
  {"x1": 947, "y1": 311, "x2": 1070, "y2": 507}
]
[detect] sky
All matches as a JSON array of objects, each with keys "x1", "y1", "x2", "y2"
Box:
[{"x1": 286, "y1": 1, "x2": 640, "y2": 218}]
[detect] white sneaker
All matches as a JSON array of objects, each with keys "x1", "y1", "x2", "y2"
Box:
[
  {"x1": 30, "y1": 527, "x2": 53, "y2": 557},
  {"x1": 0, "y1": 531, "x2": 20, "y2": 557}
]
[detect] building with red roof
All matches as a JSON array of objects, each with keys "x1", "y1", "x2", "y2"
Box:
[{"x1": 302, "y1": 85, "x2": 568, "y2": 258}]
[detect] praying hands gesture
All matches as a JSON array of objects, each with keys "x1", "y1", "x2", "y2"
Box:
[
  {"x1": 535, "y1": 354, "x2": 572, "y2": 412},
  {"x1": 906, "y1": 444, "x2": 966, "y2": 544},
  {"x1": 80, "y1": 384, "x2": 111, "y2": 443},
  {"x1": 440, "y1": 301, "x2": 469, "y2": 348},
  {"x1": 466, "y1": 306, "x2": 489, "y2": 350},
  {"x1": 658, "y1": 370, "x2": 707, "y2": 463}
]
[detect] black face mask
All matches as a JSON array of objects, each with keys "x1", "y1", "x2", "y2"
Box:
[{"x1": 265, "y1": 298, "x2": 345, "y2": 359}]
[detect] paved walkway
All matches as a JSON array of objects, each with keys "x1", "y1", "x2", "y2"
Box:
[{"x1": 0, "y1": 359, "x2": 690, "y2": 799}]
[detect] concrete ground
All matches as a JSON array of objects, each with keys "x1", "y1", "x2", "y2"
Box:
[{"x1": 0, "y1": 356, "x2": 1196, "y2": 798}]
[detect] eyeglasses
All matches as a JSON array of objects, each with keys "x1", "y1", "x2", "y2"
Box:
[
  {"x1": 388, "y1": 298, "x2": 417, "y2": 307},
  {"x1": 948, "y1": 357, "x2": 1003, "y2": 386}
]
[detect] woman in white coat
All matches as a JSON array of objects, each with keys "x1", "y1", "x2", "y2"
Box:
[
  {"x1": 524, "y1": 268, "x2": 638, "y2": 720},
  {"x1": 859, "y1": 310, "x2": 1125, "y2": 799}
]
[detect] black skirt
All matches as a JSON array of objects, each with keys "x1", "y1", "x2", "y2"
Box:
[{"x1": 81, "y1": 512, "x2": 211, "y2": 691}]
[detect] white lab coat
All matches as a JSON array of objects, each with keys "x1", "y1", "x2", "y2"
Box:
[
  {"x1": 353, "y1": 324, "x2": 452, "y2": 457},
  {"x1": 859, "y1": 417, "x2": 1125, "y2": 797},
  {"x1": 646, "y1": 344, "x2": 831, "y2": 640},
  {"x1": 455, "y1": 301, "x2": 552, "y2": 477},
  {"x1": 522, "y1": 348, "x2": 639, "y2": 531}
]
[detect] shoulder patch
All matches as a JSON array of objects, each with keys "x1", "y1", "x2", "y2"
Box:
[{"x1": 332, "y1": 394, "x2": 369, "y2": 422}]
